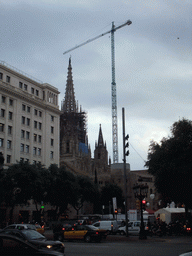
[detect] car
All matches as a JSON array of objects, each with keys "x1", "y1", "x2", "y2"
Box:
[
  {"x1": 3, "y1": 223, "x2": 45, "y2": 234},
  {"x1": 180, "y1": 252, "x2": 192, "y2": 256},
  {"x1": 92, "y1": 220, "x2": 119, "y2": 234},
  {"x1": 3, "y1": 223, "x2": 36, "y2": 231},
  {"x1": 35, "y1": 223, "x2": 45, "y2": 234},
  {"x1": 0, "y1": 233, "x2": 64, "y2": 256},
  {"x1": 0, "y1": 229, "x2": 65, "y2": 254},
  {"x1": 53, "y1": 224, "x2": 107, "y2": 242},
  {"x1": 117, "y1": 221, "x2": 148, "y2": 236}
]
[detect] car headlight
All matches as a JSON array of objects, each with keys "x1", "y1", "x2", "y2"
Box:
[{"x1": 47, "y1": 245, "x2": 53, "y2": 249}]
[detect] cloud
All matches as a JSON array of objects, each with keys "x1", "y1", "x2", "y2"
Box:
[{"x1": 1, "y1": 0, "x2": 191, "y2": 170}]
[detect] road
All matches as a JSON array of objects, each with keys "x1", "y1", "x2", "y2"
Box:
[
  {"x1": 64, "y1": 241, "x2": 192, "y2": 256},
  {"x1": 45, "y1": 230, "x2": 192, "y2": 256}
]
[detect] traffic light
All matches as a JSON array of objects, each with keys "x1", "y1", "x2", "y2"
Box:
[
  {"x1": 124, "y1": 134, "x2": 129, "y2": 156},
  {"x1": 142, "y1": 199, "x2": 146, "y2": 210},
  {"x1": 136, "y1": 199, "x2": 141, "y2": 210},
  {"x1": 114, "y1": 209, "x2": 118, "y2": 214}
]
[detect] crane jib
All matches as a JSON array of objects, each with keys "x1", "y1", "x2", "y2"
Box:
[{"x1": 63, "y1": 19, "x2": 132, "y2": 163}]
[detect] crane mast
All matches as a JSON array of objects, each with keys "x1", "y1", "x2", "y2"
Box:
[
  {"x1": 111, "y1": 22, "x2": 118, "y2": 163},
  {"x1": 63, "y1": 20, "x2": 132, "y2": 163}
]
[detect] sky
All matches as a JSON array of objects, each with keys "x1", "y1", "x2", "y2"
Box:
[{"x1": 1, "y1": 0, "x2": 192, "y2": 170}]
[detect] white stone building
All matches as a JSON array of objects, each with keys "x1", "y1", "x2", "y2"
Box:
[{"x1": 0, "y1": 61, "x2": 61, "y2": 168}]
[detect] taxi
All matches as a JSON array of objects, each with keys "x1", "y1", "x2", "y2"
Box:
[
  {"x1": 53, "y1": 224, "x2": 107, "y2": 242},
  {"x1": 35, "y1": 223, "x2": 45, "y2": 234}
]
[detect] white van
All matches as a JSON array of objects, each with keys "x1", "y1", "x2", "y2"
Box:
[
  {"x1": 92, "y1": 220, "x2": 119, "y2": 234},
  {"x1": 117, "y1": 221, "x2": 148, "y2": 235}
]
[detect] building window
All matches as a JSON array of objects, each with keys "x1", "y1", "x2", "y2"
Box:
[
  {"x1": 38, "y1": 148, "x2": 41, "y2": 156},
  {"x1": 6, "y1": 76, "x2": 10, "y2": 83},
  {"x1": 31, "y1": 87, "x2": 34, "y2": 94},
  {"x1": 22, "y1": 104, "x2": 26, "y2": 111},
  {"x1": 24, "y1": 84, "x2": 28, "y2": 90},
  {"x1": 26, "y1": 118, "x2": 30, "y2": 126},
  {"x1": 51, "y1": 115, "x2": 54, "y2": 122},
  {"x1": 7, "y1": 155, "x2": 11, "y2": 163},
  {"x1": 0, "y1": 123, "x2": 4, "y2": 132},
  {"x1": 51, "y1": 138, "x2": 54, "y2": 146},
  {"x1": 39, "y1": 111, "x2": 42, "y2": 117},
  {"x1": 34, "y1": 121, "x2": 37, "y2": 129},
  {"x1": 20, "y1": 143, "x2": 24, "y2": 152},
  {"x1": 9, "y1": 99, "x2": 13, "y2": 106},
  {"x1": 0, "y1": 138, "x2": 3, "y2": 147},
  {"x1": 50, "y1": 151, "x2": 54, "y2": 159},
  {"x1": 21, "y1": 130, "x2": 25, "y2": 138},
  {"x1": 8, "y1": 126, "x2": 12, "y2": 135},
  {"x1": 27, "y1": 106, "x2": 30, "y2": 113},
  {"x1": 33, "y1": 147, "x2": 37, "y2": 155},
  {"x1": 2, "y1": 96, "x2": 6, "y2": 103},
  {"x1": 39, "y1": 122, "x2": 42, "y2": 130},
  {"x1": 26, "y1": 131, "x2": 30, "y2": 140},
  {"x1": 0, "y1": 73, "x2": 3, "y2": 80},
  {"x1": 8, "y1": 112, "x2": 13, "y2": 120},
  {"x1": 7, "y1": 140, "x2": 11, "y2": 149},
  {"x1": 22, "y1": 116, "x2": 25, "y2": 125},
  {"x1": 34, "y1": 109, "x2": 38, "y2": 115},
  {"x1": 51, "y1": 126, "x2": 54, "y2": 134},
  {"x1": 36, "y1": 90, "x2": 39, "y2": 96},
  {"x1": 34, "y1": 134, "x2": 37, "y2": 142},
  {"x1": 26, "y1": 145, "x2": 29, "y2": 153},
  {"x1": 1, "y1": 109, "x2": 5, "y2": 117},
  {"x1": 19, "y1": 82, "x2": 23, "y2": 88},
  {"x1": 38, "y1": 135, "x2": 41, "y2": 143}
]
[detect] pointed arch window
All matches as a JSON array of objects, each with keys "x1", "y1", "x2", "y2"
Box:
[{"x1": 66, "y1": 140, "x2": 70, "y2": 153}]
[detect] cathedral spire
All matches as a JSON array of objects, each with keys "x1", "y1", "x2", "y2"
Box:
[
  {"x1": 98, "y1": 124, "x2": 104, "y2": 147},
  {"x1": 62, "y1": 57, "x2": 76, "y2": 113}
]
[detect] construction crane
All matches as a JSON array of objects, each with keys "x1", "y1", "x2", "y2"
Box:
[{"x1": 63, "y1": 20, "x2": 132, "y2": 163}]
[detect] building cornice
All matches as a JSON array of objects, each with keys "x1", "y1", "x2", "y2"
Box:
[{"x1": 0, "y1": 81, "x2": 61, "y2": 115}]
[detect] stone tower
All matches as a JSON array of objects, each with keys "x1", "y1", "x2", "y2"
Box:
[
  {"x1": 60, "y1": 58, "x2": 91, "y2": 174},
  {"x1": 93, "y1": 124, "x2": 111, "y2": 186}
]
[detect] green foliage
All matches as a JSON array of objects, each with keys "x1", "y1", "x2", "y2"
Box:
[
  {"x1": 145, "y1": 118, "x2": 192, "y2": 209},
  {"x1": 100, "y1": 183, "x2": 123, "y2": 208},
  {"x1": 0, "y1": 161, "x2": 100, "y2": 217}
]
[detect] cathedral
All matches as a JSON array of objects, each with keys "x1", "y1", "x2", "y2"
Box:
[{"x1": 60, "y1": 57, "x2": 111, "y2": 186}]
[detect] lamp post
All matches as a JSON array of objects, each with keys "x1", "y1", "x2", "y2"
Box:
[
  {"x1": 122, "y1": 108, "x2": 129, "y2": 237},
  {"x1": 133, "y1": 181, "x2": 148, "y2": 239}
]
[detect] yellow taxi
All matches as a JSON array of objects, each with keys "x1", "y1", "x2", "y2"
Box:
[
  {"x1": 35, "y1": 223, "x2": 45, "y2": 234},
  {"x1": 53, "y1": 224, "x2": 107, "y2": 242}
]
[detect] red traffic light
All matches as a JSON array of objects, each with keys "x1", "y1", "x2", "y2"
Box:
[{"x1": 142, "y1": 200, "x2": 146, "y2": 204}]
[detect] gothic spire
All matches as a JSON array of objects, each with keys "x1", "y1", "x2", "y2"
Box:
[
  {"x1": 62, "y1": 57, "x2": 76, "y2": 113},
  {"x1": 98, "y1": 124, "x2": 104, "y2": 147}
]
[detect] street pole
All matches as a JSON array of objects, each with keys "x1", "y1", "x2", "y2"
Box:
[{"x1": 122, "y1": 108, "x2": 128, "y2": 237}]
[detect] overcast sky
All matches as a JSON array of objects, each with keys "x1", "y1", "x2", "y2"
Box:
[{"x1": 1, "y1": 0, "x2": 192, "y2": 170}]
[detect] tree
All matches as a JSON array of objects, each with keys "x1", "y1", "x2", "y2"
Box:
[
  {"x1": 70, "y1": 175, "x2": 98, "y2": 217},
  {"x1": 145, "y1": 118, "x2": 192, "y2": 218},
  {"x1": 100, "y1": 183, "x2": 123, "y2": 213},
  {"x1": 46, "y1": 164, "x2": 77, "y2": 219},
  {"x1": 2, "y1": 161, "x2": 47, "y2": 223}
]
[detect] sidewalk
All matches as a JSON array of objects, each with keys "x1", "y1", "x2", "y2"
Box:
[{"x1": 105, "y1": 234, "x2": 192, "y2": 244}]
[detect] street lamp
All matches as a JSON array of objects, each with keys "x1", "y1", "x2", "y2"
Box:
[{"x1": 133, "y1": 181, "x2": 148, "y2": 239}]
